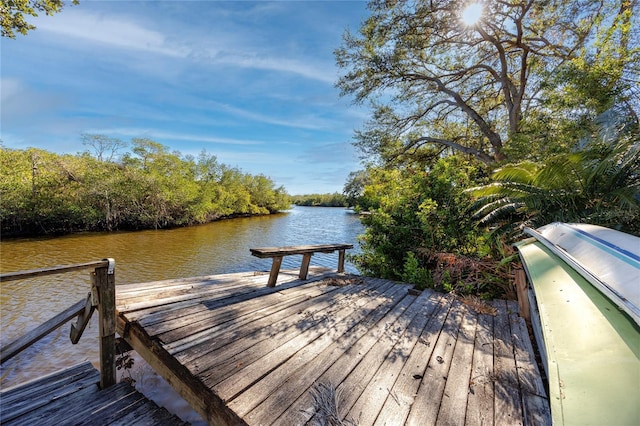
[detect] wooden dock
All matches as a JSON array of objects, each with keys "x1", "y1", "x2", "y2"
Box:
[
  {"x1": 0, "y1": 361, "x2": 188, "y2": 425},
  {"x1": 115, "y1": 268, "x2": 551, "y2": 425}
]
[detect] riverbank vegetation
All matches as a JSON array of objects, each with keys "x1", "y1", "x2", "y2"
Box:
[
  {"x1": 338, "y1": 0, "x2": 639, "y2": 298},
  {"x1": 0, "y1": 138, "x2": 290, "y2": 236},
  {"x1": 291, "y1": 193, "x2": 348, "y2": 207}
]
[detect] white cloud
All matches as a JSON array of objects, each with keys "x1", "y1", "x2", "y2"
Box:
[
  {"x1": 32, "y1": 7, "x2": 335, "y2": 84},
  {"x1": 84, "y1": 128, "x2": 264, "y2": 146},
  {"x1": 209, "y1": 102, "x2": 333, "y2": 130},
  {"x1": 34, "y1": 9, "x2": 189, "y2": 58},
  {"x1": 214, "y1": 53, "x2": 335, "y2": 84}
]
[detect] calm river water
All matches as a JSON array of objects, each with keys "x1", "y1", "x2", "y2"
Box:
[{"x1": 0, "y1": 206, "x2": 363, "y2": 419}]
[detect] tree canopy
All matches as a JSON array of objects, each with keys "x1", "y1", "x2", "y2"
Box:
[
  {"x1": 336, "y1": 0, "x2": 638, "y2": 165},
  {"x1": 1, "y1": 0, "x2": 78, "y2": 38},
  {"x1": 0, "y1": 138, "x2": 290, "y2": 236},
  {"x1": 340, "y1": 1, "x2": 639, "y2": 296}
]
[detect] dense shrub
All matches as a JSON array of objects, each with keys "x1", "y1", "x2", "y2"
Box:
[{"x1": 0, "y1": 141, "x2": 290, "y2": 236}]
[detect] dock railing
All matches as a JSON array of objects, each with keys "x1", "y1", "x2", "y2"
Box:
[{"x1": 0, "y1": 259, "x2": 117, "y2": 389}]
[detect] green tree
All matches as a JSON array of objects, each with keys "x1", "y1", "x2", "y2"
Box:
[
  {"x1": 291, "y1": 193, "x2": 347, "y2": 207},
  {"x1": 336, "y1": 0, "x2": 637, "y2": 164},
  {"x1": 470, "y1": 123, "x2": 640, "y2": 239},
  {"x1": 352, "y1": 156, "x2": 485, "y2": 279},
  {"x1": 1, "y1": 138, "x2": 290, "y2": 236},
  {"x1": 343, "y1": 170, "x2": 369, "y2": 209},
  {"x1": 81, "y1": 133, "x2": 127, "y2": 162},
  {"x1": 1, "y1": 0, "x2": 79, "y2": 38}
]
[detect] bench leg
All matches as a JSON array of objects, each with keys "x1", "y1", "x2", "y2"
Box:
[
  {"x1": 300, "y1": 253, "x2": 312, "y2": 280},
  {"x1": 267, "y1": 256, "x2": 283, "y2": 287},
  {"x1": 337, "y1": 250, "x2": 346, "y2": 273}
]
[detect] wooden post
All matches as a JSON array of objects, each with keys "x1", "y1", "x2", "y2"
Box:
[
  {"x1": 95, "y1": 258, "x2": 116, "y2": 388},
  {"x1": 267, "y1": 256, "x2": 283, "y2": 287},
  {"x1": 337, "y1": 249, "x2": 346, "y2": 273},
  {"x1": 299, "y1": 253, "x2": 312, "y2": 280},
  {"x1": 515, "y1": 267, "x2": 530, "y2": 322}
]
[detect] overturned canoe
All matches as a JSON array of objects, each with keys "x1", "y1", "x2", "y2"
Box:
[
  {"x1": 525, "y1": 222, "x2": 640, "y2": 325},
  {"x1": 516, "y1": 223, "x2": 640, "y2": 425}
]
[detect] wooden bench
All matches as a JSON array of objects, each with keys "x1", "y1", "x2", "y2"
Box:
[{"x1": 250, "y1": 243, "x2": 354, "y2": 287}]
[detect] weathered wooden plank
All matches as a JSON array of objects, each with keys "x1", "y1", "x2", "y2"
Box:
[
  {"x1": 115, "y1": 269, "x2": 268, "y2": 295},
  {"x1": 0, "y1": 297, "x2": 86, "y2": 363},
  {"x1": 211, "y1": 280, "x2": 401, "y2": 400},
  {"x1": 250, "y1": 245, "x2": 353, "y2": 286},
  {"x1": 95, "y1": 395, "x2": 153, "y2": 425},
  {"x1": 96, "y1": 264, "x2": 117, "y2": 389},
  {"x1": 0, "y1": 363, "x2": 99, "y2": 418},
  {"x1": 70, "y1": 292, "x2": 96, "y2": 344},
  {"x1": 162, "y1": 284, "x2": 345, "y2": 359},
  {"x1": 250, "y1": 244, "x2": 353, "y2": 258},
  {"x1": 118, "y1": 315, "x2": 247, "y2": 425},
  {"x1": 0, "y1": 361, "x2": 187, "y2": 426},
  {"x1": 0, "y1": 260, "x2": 108, "y2": 282},
  {"x1": 346, "y1": 291, "x2": 450, "y2": 426},
  {"x1": 3, "y1": 380, "x2": 102, "y2": 426},
  {"x1": 464, "y1": 311, "x2": 495, "y2": 426},
  {"x1": 0, "y1": 362, "x2": 96, "y2": 401},
  {"x1": 104, "y1": 401, "x2": 160, "y2": 426},
  {"x1": 402, "y1": 301, "x2": 465, "y2": 426},
  {"x1": 330, "y1": 291, "x2": 441, "y2": 424},
  {"x1": 492, "y1": 299, "x2": 524, "y2": 426},
  {"x1": 152, "y1": 291, "x2": 307, "y2": 343},
  {"x1": 118, "y1": 280, "x2": 260, "y2": 313},
  {"x1": 435, "y1": 307, "x2": 478, "y2": 425},
  {"x1": 181, "y1": 281, "x2": 387, "y2": 377},
  {"x1": 109, "y1": 270, "x2": 545, "y2": 425},
  {"x1": 203, "y1": 280, "x2": 395, "y2": 389},
  {"x1": 508, "y1": 300, "x2": 551, "y2": 425},
  {"x1": 150, "y1": 281, "x2": 333, "y2": 342},
  {"x1": 171, "y1": 281, "x2": 368, "y2": 367},
  {"x1": 88, "y1": 392, "x2": 149, "y2": 423},
  {"x1": 44, "y1": 383, "x2": 137, "y2": 425},
  {"x1": 118, "y1": 268, "x2": 332, "y2": 316},
  {"x1": 125, "y1": 270, "x2": 330, "y2": 325},
  {"x1": 239, "y1": 283, "x2": 416, "y2": 424},
  {"x1": 68, "y1": 379, "x2": 188, "y2": 426},
  {"x1": 371, "y1": 294, "x2": 452, "y2": 426}
]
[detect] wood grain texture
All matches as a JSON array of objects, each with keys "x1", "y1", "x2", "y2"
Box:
[
  {"x1": 0, "y1": 361, "x2": 188, "y2": 426},
  {"x1": 113, "y1": 269, "x2": 550, "y2": 426},
  {"x1": 249, "y1": 244, "x2": 353, "y2": 258}
]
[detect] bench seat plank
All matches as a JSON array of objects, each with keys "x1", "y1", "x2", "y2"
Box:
[
  {"x1": 250, "y1": 244, "x2": 354, "y2": 287},
  {"x1": 250, "y1": 244, "x2": 353, "y2": 258}
]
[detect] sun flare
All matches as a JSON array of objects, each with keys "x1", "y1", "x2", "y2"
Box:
[{"x1": 461, "y1": 3, "x2": 483, "y2": 26}]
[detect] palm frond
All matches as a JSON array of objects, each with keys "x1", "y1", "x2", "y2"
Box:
[{"x1": 491, "y1": 161, "x2": 539, "y2": 183}]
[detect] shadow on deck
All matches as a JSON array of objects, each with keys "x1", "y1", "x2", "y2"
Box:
[{"x1": 115, "y1": 268, "x2": 551, "y2": 425}]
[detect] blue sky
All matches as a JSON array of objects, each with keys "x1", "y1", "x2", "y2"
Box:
[{"x1": 1, "y1": 1, "x2": 370, "y2": 195}]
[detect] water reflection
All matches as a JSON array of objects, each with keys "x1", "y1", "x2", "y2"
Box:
[{"x1": 0, "y1": 206, "x2": 363, "y2": 389}]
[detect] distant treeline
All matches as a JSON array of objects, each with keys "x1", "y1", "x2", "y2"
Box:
[
  {"x1": 291, "y1": 192, "x2": 348, "y2": 207},
  {"x1": 0, "y1": 138, "x2": 290, "y2": 236}
]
